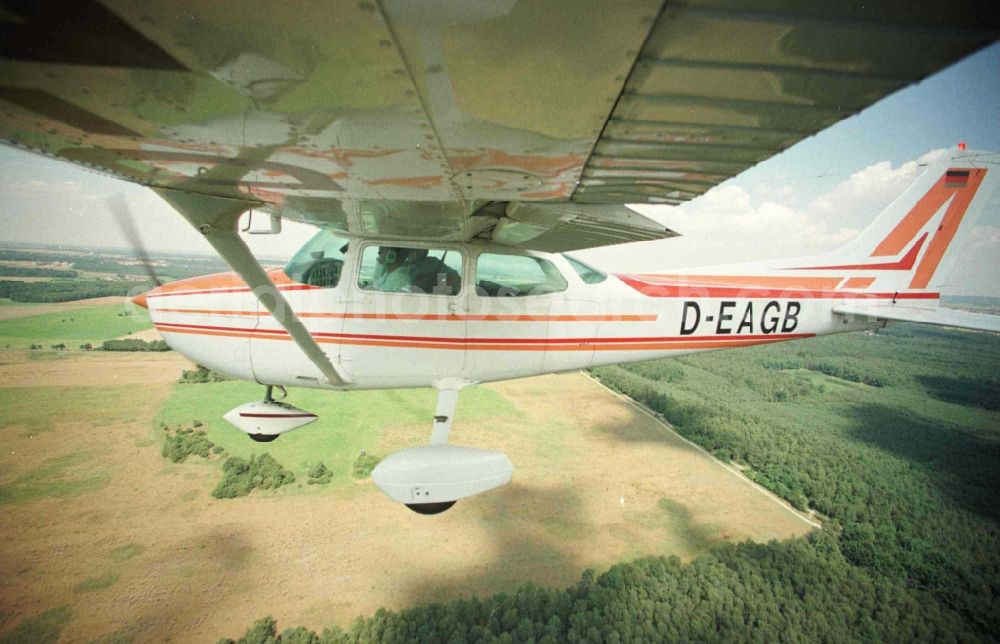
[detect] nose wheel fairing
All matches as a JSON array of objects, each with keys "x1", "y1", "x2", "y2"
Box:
[{"x1": 222, "y1": 385, "x2": 318, "y2": 441}]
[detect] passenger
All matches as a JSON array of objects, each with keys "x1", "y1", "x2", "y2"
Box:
[
  {"x1": 371, "y1": 246, "x2": 413, "y2": 292},
  {"x1": 408, "y1": 248, "x2": 460, "y2": 295}
]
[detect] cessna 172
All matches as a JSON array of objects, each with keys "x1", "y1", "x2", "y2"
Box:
[{"x1": 0, "y1": 1, "x2": 997, "y2": 513}]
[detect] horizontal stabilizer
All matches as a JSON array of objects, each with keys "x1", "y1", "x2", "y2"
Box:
[{"x1": 833, "y1": 304, "x2": 1000, "y2": 333}]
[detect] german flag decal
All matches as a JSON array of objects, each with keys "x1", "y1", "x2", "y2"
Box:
[{"x1": 945, "y1": 169, "x2": 971, "y2": 187}]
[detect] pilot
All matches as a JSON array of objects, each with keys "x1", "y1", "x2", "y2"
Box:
[{"x1": 371, "y1": 246, "x2": 413, "y2": 292}]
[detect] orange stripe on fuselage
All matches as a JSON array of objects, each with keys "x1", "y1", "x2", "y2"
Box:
[
  {"x1": 146, "y1": 268, "x2": 298, "y2": 298},
  {"x1": 616, "y1": 276, "x2": 939, "y2": 300},
  {"x1": 153, "y1": 308, "x2": 657, "y2": 322},
  {"x1": 625, "y1": 274, "x2": 843, "y2": 290}
]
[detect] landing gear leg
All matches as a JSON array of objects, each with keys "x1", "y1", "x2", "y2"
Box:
[
  {"x1": 371, "y1": 379, "x2": 513, "y2": 515},
  {"x1": 247, "y1": 385, "x2": 287, "y2": 442},
  {"x1": 406, "y1": 385, "x2": 462, "y2": 515}
]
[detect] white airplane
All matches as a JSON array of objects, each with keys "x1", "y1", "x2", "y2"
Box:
[
  {"x1": 0, "y1": 1, "x2": 997, "y2": 513},
  {"x1": 132, "y1": 151, "x2": 999, "y2": 512}
]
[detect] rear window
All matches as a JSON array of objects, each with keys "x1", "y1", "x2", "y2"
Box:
[{"x1": 475, "y1": 253, "x2": 567, "y2": 297}]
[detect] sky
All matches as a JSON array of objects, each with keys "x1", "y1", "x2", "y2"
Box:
[{"x1": 0, "y1": 43, "x2": 998, "y2": 294}]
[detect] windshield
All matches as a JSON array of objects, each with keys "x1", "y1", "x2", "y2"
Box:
[
  {"x1": 284, "y1": 229, "x2": 350, "y2": 287},
  {"x1": 562, "y1": 254, "x2": 607, "y2": 284}
]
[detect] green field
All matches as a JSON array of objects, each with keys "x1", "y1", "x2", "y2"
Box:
[
  {"x1": 155, "y1": 380, "x2": 521, "y2": 491},
  {"x1": 0, "y1": 304, "x2": 151, "y2": 348}
]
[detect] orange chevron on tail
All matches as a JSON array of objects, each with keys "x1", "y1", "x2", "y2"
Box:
[{"x1": 867, "y1": 167, "x2": 986, "y2": 287}]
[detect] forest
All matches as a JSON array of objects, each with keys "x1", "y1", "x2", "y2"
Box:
[
  {"x1": 0, "y1": 280, "x2": 140, "y2": 302},
  {"x1": 221, "y1": 323, "x2": 999, "y2": 642},
  {"x1": 0, "y1": 246, "x2": 232, "y2": 303}
]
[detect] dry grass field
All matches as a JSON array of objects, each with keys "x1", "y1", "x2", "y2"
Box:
[
  {"x1": 0, "y1": 297, "x2": 124, "y2": 321},
  {"x1": 0, "y1": 306, "x2": 815, "y2": 641}
]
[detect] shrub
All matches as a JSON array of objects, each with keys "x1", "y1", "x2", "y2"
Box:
[
  {"x1": 162, "y1": 429, "x2": 214, "y2": 463},
  {"x1": 179, "y1": 364, "x2": 232, "y2": 384},
  {"x1": 100, "y1": 338, "x2": 170, "y2": 352},
  {"x1": 307, "y1": 462, "x2": 333, "y2": 485},
  {"x1": 212, "y1": 454, "x2": 295, "y2": 499},
  {"x1": 352, "y1": 453, "x2": 381, "y2": 479}
]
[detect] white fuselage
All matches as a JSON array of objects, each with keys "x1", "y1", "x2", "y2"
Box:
[{"x1": 143, "y1": 241, "x2": 910, "y2": 390}]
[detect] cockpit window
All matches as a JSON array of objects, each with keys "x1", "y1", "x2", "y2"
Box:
[
  {"x1": 562, "y1": 254, "x2": 607, "y2": 284},
  {"x1": 357, "y1": 245, "x2": 463, "y2": 295},
  {"x1": 475, "y1": 253, "x2": 567, "y2": 297},
  {"x1": 284, "y1": 230, "x2": 349, "y2": 287}
]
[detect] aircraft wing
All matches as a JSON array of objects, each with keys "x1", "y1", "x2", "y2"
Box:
[
  {"x1": 833, "y1": 303, "x2": 1000, "y2": 333},
  {"x1": 0, "y1": 0, "x2": 996, "y2": 251}
]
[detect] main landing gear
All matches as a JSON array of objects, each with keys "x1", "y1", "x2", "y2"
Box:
[{"x1": 371, "y1": 379, "x2": 514, "y2": 515}]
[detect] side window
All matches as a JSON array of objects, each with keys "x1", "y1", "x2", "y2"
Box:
[
  {"x1": 475, "y1": 253, "x2": 568, "y2": 297},
  {"x1": 563, "y1": 254, "x2": 607, "y2": 284},
  {"x1": 357, "y1": 246, "x2": 463, "y2": 295},
  {"x1": 284, "y1": 229, "x2": 349, "y2": 287}
]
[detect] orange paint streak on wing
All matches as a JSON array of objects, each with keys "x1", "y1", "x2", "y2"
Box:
[
  {"x1": 448, "y1": 150, "x2": 584, "y2": 178},
  {"x1": 367, "y1": 176, "x2": 444, "y2": 188},
  {"x1": 518, "y1": 183, "x2": 573, "y2": 200}
]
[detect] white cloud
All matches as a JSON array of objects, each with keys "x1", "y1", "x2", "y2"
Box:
[{"x1": 803, "y1": 149, "x2": 947, "y2": 229}]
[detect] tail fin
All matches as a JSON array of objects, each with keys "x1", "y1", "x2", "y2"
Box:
[{"x1": 789, "y1": 147, "x2": 997, "y2": 292}]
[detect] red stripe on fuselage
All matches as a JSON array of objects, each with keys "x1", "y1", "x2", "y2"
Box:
[{"x1": 154, "y1": 320, "x2": 813, "y2": 350}]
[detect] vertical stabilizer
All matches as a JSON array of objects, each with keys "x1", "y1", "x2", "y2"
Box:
[{"x1": 786, "y1": 148, "x2": 996, "y2": 292}]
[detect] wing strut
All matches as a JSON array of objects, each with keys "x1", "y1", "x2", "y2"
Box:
[{"x1": 154, "y1": 188, "x2": 351, "y2": 387}]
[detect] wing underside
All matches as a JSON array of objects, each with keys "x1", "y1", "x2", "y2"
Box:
[{"x1": 0, "y1": 0, "x2": 995, "y2": 249}]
